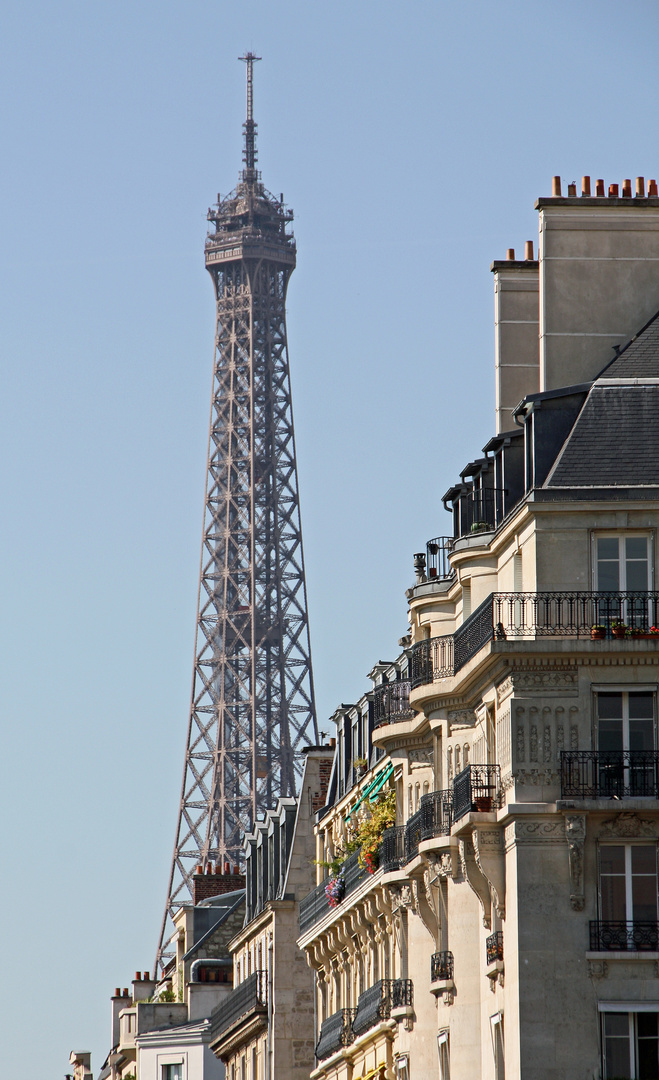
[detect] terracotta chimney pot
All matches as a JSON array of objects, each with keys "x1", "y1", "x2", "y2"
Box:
[
  {"x1": 506, "y1": 248, "x2": 515, "y2": 261},
  {"x1": 649, "y1": 179, "x2": 659, "y2": 197},
  {"x1": 595, "y1": 179, "x2": 605, "y2": 197},
  {"x1": 622, "y1": 179, "x2": 632, "y2": 198},
  {"x1": 524, "y1": 241, "x2": 534, "y2": 260},
  {"x1": 609, "y1": 184, "x2": 619, "y2": 198},
  {"x1": 636, "y1": 177, "x2": 645, "y2": 197},
  {"x1": 567, "y1": 182, "x2": 577, "y2": 197},
  {"x1": 552, "y1": 176, "x2": 562, "y2": 196},
  {"x1": 582, "y1": 176, "x2": 591, "y2": 196}
]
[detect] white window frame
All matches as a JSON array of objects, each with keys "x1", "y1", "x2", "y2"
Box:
[
  {"x1": 599, "y1": 1003, "x2": 659, "y2": 1080},
  {"x1": 490, "y1": 1013, "x2": 505, "y2": 1080},
  {"x1": 591, "y1": 531, "x2": 654, "y2": 592},
  {"x1": 437, "y1": 1030, "x2": 450, "y2": 1080},
  {"x1": 594, "y1": 687, "x2": 657, "y2": 753},
  {"x1": 598, "y1": 842, "x2": 659, "y2": 923}
]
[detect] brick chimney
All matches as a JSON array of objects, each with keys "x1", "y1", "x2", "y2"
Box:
[{"x1": 192, "y1": 862, "x2": 245, "y2": 906}]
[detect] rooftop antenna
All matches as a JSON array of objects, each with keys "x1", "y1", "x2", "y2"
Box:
[{"x1": 239, "y1": 52, "x2": 261, "y2": 181}]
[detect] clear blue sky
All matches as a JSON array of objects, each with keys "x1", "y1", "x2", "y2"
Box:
[{"x1": 1, "y1": 1, "x2": 659, "y2": 1074}]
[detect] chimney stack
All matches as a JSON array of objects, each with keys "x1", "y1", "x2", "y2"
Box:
[{"x1": 192, "y1": 864, "x2": 245, "y2": 906}]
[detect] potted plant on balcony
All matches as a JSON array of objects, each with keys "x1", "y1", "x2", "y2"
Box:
[
  {"x1": 470, "y1": 521, "x2": 490, "y2": 535},
  {"x1": 325, "y1": 871, "x2": 345, "y2": 907},
  {"x1": 612, "y1": 620, "x2": 627, "y2": 639},
  {"x1": 356, "y1": 789, "x2": 396, "y2": 874},
  {"x1": 353, "y1": 756, "x2": 367, "y2": 780},
  {"x1": 591, "y1": 624, "x2": 606, "y2": 640}
]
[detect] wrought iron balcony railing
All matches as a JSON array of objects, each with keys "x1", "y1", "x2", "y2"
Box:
[
  {"x1": 431, "y1": 951, "x2": 454, "y2": 982},
  {"x1": 453, "y1": 487, "x2": 504, "y2": 538},
  {"x1": 426, "y1": 536, "x2": 455, "y2": 580},
  {"x1": 453, "y1": 764, "x2": 501, "y2": 823},
  {"x1": 210, "y1": 970, "x2": 267, "y2": 1043},
  {"x1": 373, "y1": 680, "x2": 414, "y2": 728},
  {"x1": 493, "y1": 591, "x2": 659, "y2": 638},
  {"x1": 351, "y1": 980, "x2": 393, "y2": 1037},
  {"x1": 315, "y1": 1008, "x2": 355, "y2": 1060},
  {"x1": 420, "y1": 789, "x2": 453, "y2": 840},
  {"x1": 590, "y1": 921, "x2": 659, "y2": 952},
  {"x1": 391, "y1": 978, "x2": 413, "y2": 1009},
  {"x1": 404, "y1": 808, "x2": 424, "y2": 863},
  {"x1": 486, "y1": 931, "x2": 504, "y2": 965},
  {"x1": 411, "y1": 592, "x2": 659, "y2": 691},
  {"x1": 561, "y1": 751, "x2": 659, "y2": 799},
  {"x1": 298, "y1": 850, "x2": 371, "y2": 933},
  {"x1": 381, "y1": 826, "x2": 405, "y2": 872}
]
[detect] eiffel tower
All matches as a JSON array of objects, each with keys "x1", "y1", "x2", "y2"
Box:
[{"x1": 156, "y1": 54, "x2": 317, "y2": 972}]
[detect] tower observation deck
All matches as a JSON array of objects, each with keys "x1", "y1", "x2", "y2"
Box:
[{"x1": 156, "y1": 54, "x2": 318, "y2": 972}]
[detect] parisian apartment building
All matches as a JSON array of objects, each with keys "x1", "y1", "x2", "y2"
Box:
[{"x1": 82, "y1": 174, "x2": 659, "y2": 1080}]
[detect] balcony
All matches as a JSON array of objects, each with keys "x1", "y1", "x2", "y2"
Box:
[
  {"x1": 381, "y1": 826, "x2": 405, "y2": 872},
  {"x1": 373, "y1": 680, "x2": 414, "y2": 728},
  {"x1": 590, "y1": 921, "x2": 659, "y2": 951},
  {"x1": 561, "y1": 751, "x2": 659, "y2": 799},
  {"x1": 452, "y1": 764, "x2": 501, "y2": 822},
  {"x1": 486, "y1": 931, "x2": 504, "y2": 964},
  {"x1": 420, "y1": 789, "x2": 453, "y2": 840},
  {"x1": 452, "y1": 487, "x2": 504, "y2": 539},
  {"x1": 315, "y1": 1008, "x2": 355, "y2": 1061},
  {"x1": 431, "y1": 951, "x2": 454, "y2": 982},
  {"x1": 411, "y1": 592, "x2": 659, "y2": 692},
  {"x1": 299, "y1": 850, "x2": 370, "y2": 934},
  {"x1": 351, "y1": 980, "x2": 393, "y2": 1037},
  {"x1": 425, "y1": 536, "x2": 455, "y2": 580},
  {"x1": 210, "y1": 970, "x2": 267, "y2": 1053}
]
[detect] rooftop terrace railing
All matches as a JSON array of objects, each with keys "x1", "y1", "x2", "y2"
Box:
[
  {"x1": 426, "y1": 536, "x2": 455, "y2": 580},
  {"x1": 411, "y1": 592, "x2": 659, "y2": 690}
]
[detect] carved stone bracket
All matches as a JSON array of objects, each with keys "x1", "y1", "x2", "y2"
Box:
[
  {"x1": 459, "y1": 835, "x2": 492, "y2": 929},
  {"x1": 472, "y1": 826, "x2": 505, "y2": 920},
  {"x1": 587, "y1": 960, "x2": 608, "y2": 979},
  {"x1": 565, "y1": 813, "x2": 586, "y2": 911}
]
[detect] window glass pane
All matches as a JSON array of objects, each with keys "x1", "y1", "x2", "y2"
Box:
[
  {"x1": 598, "y1": 694, "x2": 624, "y2": 719},
  {"x1": 599, "y1": 538, "x2": 620, "y2": 560},
  {"x1": 629, "y1": 693, "x2": 654, "y2": 719},
  {"x1": 600, "y1": 845, "x2": 627, "y2": 921},
  {"x1": 632, "y1": 847, "x2": 658, "y2": 921},
  {"x1": 627, "y1": 559, "x2": 649, "y2": 592},
  {"x1": 599, "y1": 719, "x2": 623, "y2": 753},
  {"x1": 603, "y1": 1013, "x2": 631, "y2": 1079},
  {"x1": 598, "y1": 538, "x2": 620, "y2": 591},
  {"x1": 629, "y1": 719, "x2": 654, "y2": 753},
  {"x1": 626, "y1": 537, "x2": 648, "y2": 561},
  {"x1": 637, "y1": 1012, "x2": 659, "y2": 1080}
]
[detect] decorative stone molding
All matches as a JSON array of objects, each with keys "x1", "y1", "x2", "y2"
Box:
[
  {"x1": 459, "y1": 835, "x2": 492, "y2": 929},
  {"x1": 472, "y1": 826, "x2": 505, "y2": 920},
  {"x1": 427, "y1": 852, "x2": 457, "y2": 879},
  {"x1": 565, "y1": 814, "x2": 587, "y2": 911},
  {"x1": 514, "y1": 768, "x2": 559, "y2": 786},
  {"x1": 408, "y1": 746, "x2": 434, "y2": 768},
  {"x1": 504, "y1": 819, "x2": 566, "y2": 848},
  {"x1": 447, "y1": 709, "x2": 477, "y2": 731},
  {"x1": 587, "y1": 960, "x2": 608, "y2": 979},
  {"x1": 599, "y1": 813, "x2": 656, "y2": 838},
  {"x1": 497, "y1": 668, "x2": 578, "y2": 696}
]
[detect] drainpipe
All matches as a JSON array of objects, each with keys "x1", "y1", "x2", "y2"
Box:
[{"x1": 266, "y1": 932, "x2": 273, "y2": 1080}]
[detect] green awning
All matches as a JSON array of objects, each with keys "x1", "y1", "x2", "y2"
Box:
[{"x1": 345, "y1": 762, "x2": 394, "y2": 820}]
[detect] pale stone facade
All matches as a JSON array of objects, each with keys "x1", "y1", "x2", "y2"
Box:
[
  {"x1": 209, "y1": 747, "x2": 333, "y2": 1080},
  {"x1": 298, "y1": 176, "x2": 659, "y2": 1080}
]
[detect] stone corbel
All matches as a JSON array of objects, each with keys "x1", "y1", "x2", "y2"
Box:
[
  {"x1": 459, "y1": 835, "x2": 492, "y2": 929},
  {"x1": 472, "y1": 826, "x2": 505, "y2": 920},
  {"x1": 565, "y1": 813, "x2": 587, "y2": 911}
]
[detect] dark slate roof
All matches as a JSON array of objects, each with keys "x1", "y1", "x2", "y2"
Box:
[
  {"x1": 546, "y1": 384, "x2": 659, "y2": 487},
  {"x1": 598, "y1": 308, "x2": 659, "y2": 379}
]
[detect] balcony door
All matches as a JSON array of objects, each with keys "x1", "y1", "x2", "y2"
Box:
[
  {"x1": 596, "y1": 692, "x2": 655, "y2": 796},
  {"x1": 599, "y1": 844, "x2": 658, "y2": 951},
  {"x1": 594, "y1": 534, "x2": 653, "y2": 628}
]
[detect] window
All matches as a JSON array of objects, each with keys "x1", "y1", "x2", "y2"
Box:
[
  {"x1": 596, "y1": 691, "x2": 655, "y2": 796},
  {"x1": 602, "y1": 1010, "x2": 659, "y2": 1079},
  {"x1": 595, "y1": 535, "x2": 650, "y2": 592},
  {"x1": 437, "y1": 1030, "x2": 450, "y2": 1080},
  {"x1": 490, "y1": 1013, "x2": 505, "y2": 1080},
  {"x1": 600, "y1": 845, "x2": 658, "y2": 924},
  {"x1": 162, "y1": 1066, "x2": 183, "y2": 1080}
]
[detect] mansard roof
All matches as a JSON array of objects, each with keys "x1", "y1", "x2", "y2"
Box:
[{"x1": 545, "y1": 305, "x2": 659, "y2": 488}]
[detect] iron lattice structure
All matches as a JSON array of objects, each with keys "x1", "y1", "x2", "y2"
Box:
[{"x1": 157, "y1": 55, "x2": 317, "y2": 972}]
